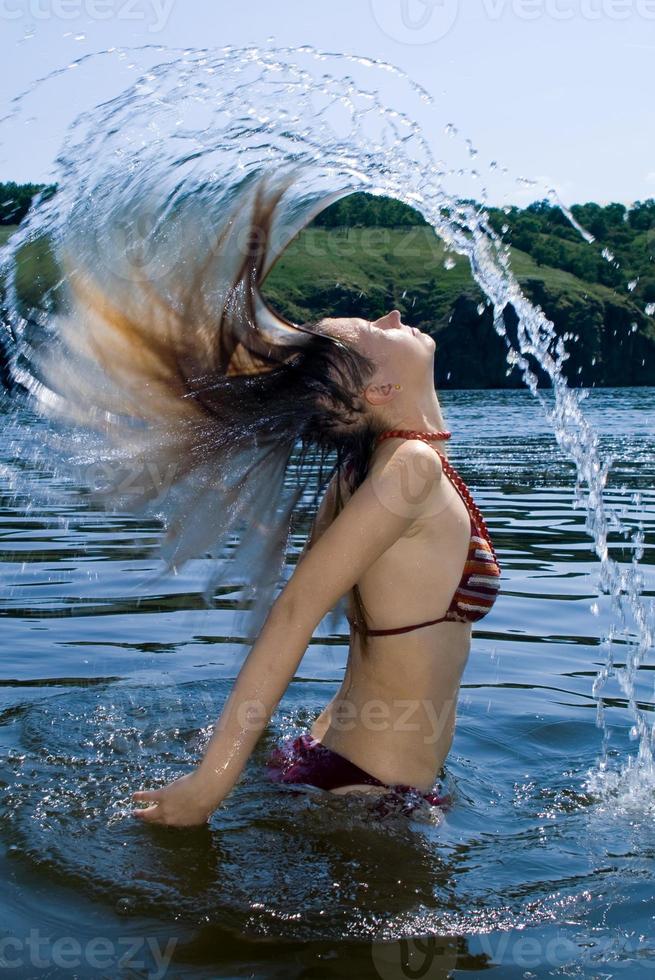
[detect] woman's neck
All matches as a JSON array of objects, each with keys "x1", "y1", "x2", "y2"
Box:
[{"x1": 385, "y1": 387, "x2": 447, "y2": 434}]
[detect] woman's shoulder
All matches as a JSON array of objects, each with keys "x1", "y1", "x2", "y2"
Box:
[{"x1": 372, "y1": 438, "x2": 444, "y2": 478}]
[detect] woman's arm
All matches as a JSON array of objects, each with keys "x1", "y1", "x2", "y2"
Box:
[{"x1": 132, "y1": 442, "x2": 439, "y2": 826}]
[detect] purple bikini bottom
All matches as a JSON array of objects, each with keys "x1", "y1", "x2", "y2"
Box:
[{"x1": 266, "y1": 733, "x2": 449, "y2": 813}]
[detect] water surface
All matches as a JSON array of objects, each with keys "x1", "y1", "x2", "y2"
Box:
[{"x1": 1, "y1": 387, "x2": 654, "y2": 978}]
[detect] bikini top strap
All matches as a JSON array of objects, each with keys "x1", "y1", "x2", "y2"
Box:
[{"x1": 434, "y1": 451, "x2": 499, "y2": 565}]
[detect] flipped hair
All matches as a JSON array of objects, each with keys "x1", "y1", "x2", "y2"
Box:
[{"x1": 14, "y1": 171, "x2": 382, "y2": 637}]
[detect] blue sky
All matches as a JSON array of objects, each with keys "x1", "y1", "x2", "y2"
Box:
[{"x1": 1, "y1": 0, "x2": 653, "y2": 207}]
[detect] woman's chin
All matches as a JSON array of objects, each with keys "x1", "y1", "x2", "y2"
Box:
[{"x1": 415, "y1": 328, "x2": 435, "y2": 348}]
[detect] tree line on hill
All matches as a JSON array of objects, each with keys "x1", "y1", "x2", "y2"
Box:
[
  {"x1": 0, "y1": 181, "x2": 57, "y2": 226},
  {"x1": 314, "y1": 191, "x2": 655, "y2": 310}
]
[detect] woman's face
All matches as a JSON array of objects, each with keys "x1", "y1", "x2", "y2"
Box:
[{"x1": 316, "y1": 309, "x2": 435, "y2": 384}]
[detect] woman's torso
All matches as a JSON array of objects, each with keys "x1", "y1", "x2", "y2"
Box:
[{"x1": 310, "y1": 440, "x2": 477, "y2": 793}]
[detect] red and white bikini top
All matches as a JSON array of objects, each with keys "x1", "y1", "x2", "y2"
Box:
[{"x1": 348, "y1": 429, "x2": 501, "y2": 636}]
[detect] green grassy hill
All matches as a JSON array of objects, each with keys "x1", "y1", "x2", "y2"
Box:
[
  {"x1": 263, "y1": 225, "x2": 654, "y2": 387},
  {"x1": 2, "y1": 198, "x2": 654, "y2": 387}
]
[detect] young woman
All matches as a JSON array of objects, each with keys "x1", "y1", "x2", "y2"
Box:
[
  {"x1": 131, "y1": 309, "x2": 501, "y2": 826},
  {"x1": 8, "y1": 174, "x2": 499, "y2": 827}
]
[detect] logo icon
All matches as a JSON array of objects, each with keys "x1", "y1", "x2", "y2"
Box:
[
  {"x1": 370, "y1": 0, "x2": 459, "y2": 45},
  {"x1": 371, "y1": 936, "x2": 458, "y2": 979},
  {"x1": 369, "y1": 446, "x2": 451, "y2": 520}
]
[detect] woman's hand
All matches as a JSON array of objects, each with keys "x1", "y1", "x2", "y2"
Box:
[{"x1": 131, "y1": 770, "x2": 221, "y2": 828}]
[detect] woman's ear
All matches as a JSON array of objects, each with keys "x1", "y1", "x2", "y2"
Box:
[{"x1": 363, "y1": 382, "x2": 401, "y2": 407}]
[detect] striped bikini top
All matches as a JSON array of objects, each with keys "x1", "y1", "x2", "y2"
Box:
[{"x1": 350, "y1": 429, "x2": 501, "y2": 637}]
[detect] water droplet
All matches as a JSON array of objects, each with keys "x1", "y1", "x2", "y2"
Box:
[
  {"x1": 601, "y1": 247, "x2": 614, "y2": 263},
  {"x1": 477, "y1": 303, "x2": 485, "y2": 316},
  {"x1": 590, "y1": 602, "x2": 599, "y2": 616},
  {"x1": 627, "y1": 278, "x2": 638, "y2": 292},
  {"x1": 645, "y1": 303, "x2": 655, "y2": 316},
  {"x1": 444, "y1": 123, "x2": 457, "y2": 137},
  {"x1": 444, "y1": 257, "x2": 456, "y2": 270}
]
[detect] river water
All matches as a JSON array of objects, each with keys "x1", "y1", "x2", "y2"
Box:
[{"x1": 1, "y1": 386, "x2": 653, "y2": 979}]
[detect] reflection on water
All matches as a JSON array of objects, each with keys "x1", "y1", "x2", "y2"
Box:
[{"x1": 1, "y1": 388, "x2": 654, "y2": 975}]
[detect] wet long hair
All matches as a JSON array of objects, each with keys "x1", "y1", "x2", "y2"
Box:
[{"x1": 14, "y1": 171, "x2": 383, "y2": 637}]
